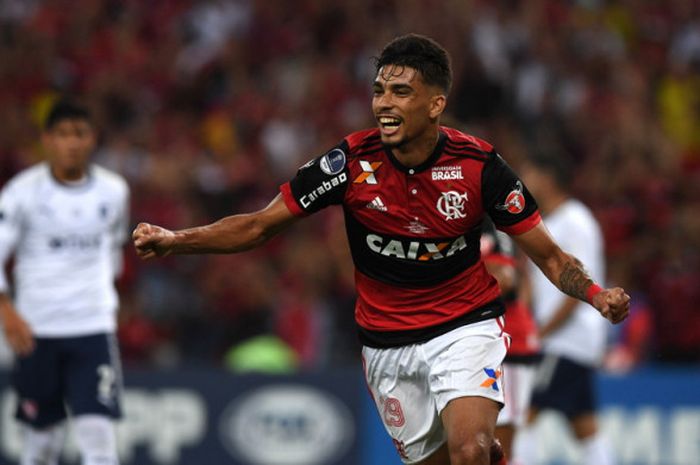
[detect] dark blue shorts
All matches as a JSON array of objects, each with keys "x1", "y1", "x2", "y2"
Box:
[
  {"x1": 12, "y1": 333, "x2": 123, "y2": 427},
  {"x1": 529, "y1": 354, "x2": 596, "y2": 419}
]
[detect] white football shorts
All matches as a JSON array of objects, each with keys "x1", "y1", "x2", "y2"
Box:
[
  {"x1": 497, "y1": 362, "x2": 535, "y2": 427},
  {"x1": 362, "y1": 317, "x2": 509, "y2": 464}
]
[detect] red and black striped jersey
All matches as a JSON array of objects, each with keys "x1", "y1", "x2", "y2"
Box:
[{"x1": 280, "y1": 126, "x2": 541, "y2": 347}]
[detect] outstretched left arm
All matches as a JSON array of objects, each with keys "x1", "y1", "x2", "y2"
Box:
[{"x1": 512, "y1": 222, "x2": 630, "y2": 324}]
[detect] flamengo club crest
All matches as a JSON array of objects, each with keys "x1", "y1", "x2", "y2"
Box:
[
  {"x1": 496, "y1": 181, "x2": 525, "y2": 214},
  {"x1": 437, "y1": 191, "x2": 468, "y2": 220}
]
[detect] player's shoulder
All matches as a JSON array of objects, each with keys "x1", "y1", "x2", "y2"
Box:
[
  {"x1": 558, "y1": 199, "x2": 601, "y2": 233},
  {"x1": 343, "y1": 128, "x2": 382, "y2": 157},
  {"x1": 1, "y1": 163, "x2": 48, "y2": 195},
  {"x1": 91, "y1": 164, "x2": 129, "y2": 194},
  {"x1": 440, "y1": 126, "x2": 495, "y2": 162},
  {"x1": 561, "y1": 199, "x2": 595, "y2": 220}
]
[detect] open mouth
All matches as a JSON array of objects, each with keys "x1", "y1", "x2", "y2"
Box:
[{"x1": 378, "y1": 115, "x2": 402, "y2": 133}]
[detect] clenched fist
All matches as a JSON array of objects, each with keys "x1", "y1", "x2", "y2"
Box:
[
  {"x1": 591, "y1": 287, "x2": 631, "y2": 324},
  {"x1": 132, "y1": 222, "x2": 176, "y2": 259}
]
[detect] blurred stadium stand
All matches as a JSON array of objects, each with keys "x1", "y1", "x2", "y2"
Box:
[{"x1": 0, "y1": 1, "x2": 698, "y2": 464}]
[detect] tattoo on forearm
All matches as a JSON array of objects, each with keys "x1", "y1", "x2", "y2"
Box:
[{"x1": 559, "y1": 258, "x2": 594, "y2": 301}]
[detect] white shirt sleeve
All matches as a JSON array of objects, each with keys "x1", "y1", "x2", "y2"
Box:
[
  {"x1": 0, "y1": 183, "x2": 22, "y2": 293},
  {"x1": 558, "y1": 208, "x2": 605, "y2": 284},
  {"x1": 110, "y1": 182, "x2": 130, "y2": 279}
]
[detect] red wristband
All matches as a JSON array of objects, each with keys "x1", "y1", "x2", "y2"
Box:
[{"x1": 586, "y1": 283, "x2": 603, "y2": 304}]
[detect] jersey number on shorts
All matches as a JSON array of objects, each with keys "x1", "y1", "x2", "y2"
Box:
[
  {"x1": 97, "y1": 364, "x2": 117, "y2": 405},
  {"x1": 383, "y1": 397, "x2": 405, "y2": 427}
]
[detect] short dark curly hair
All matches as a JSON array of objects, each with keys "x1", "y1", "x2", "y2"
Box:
[
  {"x1": 375, "y1": 33, "x2": 452, "y2": 94},
  {"x1": 44, "y1": 98, "x2": 92, "y2": 130}
]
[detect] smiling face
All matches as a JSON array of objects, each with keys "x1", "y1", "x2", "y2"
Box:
[{"x1": 372, "y1": 65, "x2": 446, "y2": 150}]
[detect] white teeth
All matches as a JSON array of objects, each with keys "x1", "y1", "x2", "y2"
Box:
[{"x1": 379, "y1": 117, "x2": 400, "y2": 125}]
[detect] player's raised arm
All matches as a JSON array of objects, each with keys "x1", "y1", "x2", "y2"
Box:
[
  {"x1": 133, "y1": 193, "x2": 298, "y2": 259},
  {"x1": 512, "y1": 222, "x2": 630, "y2": 324}
]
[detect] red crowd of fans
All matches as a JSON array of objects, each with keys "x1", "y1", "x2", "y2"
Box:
[{"x1": 1, "y1": 0, "x2": 698, "y2": 367}]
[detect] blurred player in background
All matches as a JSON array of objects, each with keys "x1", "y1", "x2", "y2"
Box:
[
  {"x1": 480, "y1": 219, "x2": 540, "y2": 462},
  {"x1": 133, "y1": 34, "x2": 629, "y2": 465},
  {"x1": 516, "y1": 154, "x2": 614, "y2": 465},
  {"x1": 0, "y1": 99, "x2": 129, "y2": 465}
]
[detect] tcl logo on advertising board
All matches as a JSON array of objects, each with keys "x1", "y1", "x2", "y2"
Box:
[{"x1": 219, "y1": 385, "x2": 355, "y2": 465}]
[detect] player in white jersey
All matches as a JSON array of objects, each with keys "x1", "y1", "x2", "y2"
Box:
[
  {"x1": 0, "y1": 99, "x2": 129, "y2": 465},
  {"x1": 516, "y1": 154, "x2": 614, "y2": 465}
]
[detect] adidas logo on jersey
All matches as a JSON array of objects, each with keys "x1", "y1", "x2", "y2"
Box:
[{"x1": 366, "y1": 196, "x2": 388, "y2": 212}]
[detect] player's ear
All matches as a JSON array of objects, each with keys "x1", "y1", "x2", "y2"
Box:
[{"x1": 429, "y1": 93, "x2": 446, "y2": 119}]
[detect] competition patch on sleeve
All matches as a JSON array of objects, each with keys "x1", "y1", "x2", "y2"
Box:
[
  {"x1": 319, "y1": 148, "x2": 346, "y2": 175},
  {"x1": 495, "y1": 181, "x2": 525, "y2": 214}
]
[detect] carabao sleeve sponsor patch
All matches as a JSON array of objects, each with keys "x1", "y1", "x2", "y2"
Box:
[{"x1": 279, "y1": 144, "x2": 350, "y2": 215}]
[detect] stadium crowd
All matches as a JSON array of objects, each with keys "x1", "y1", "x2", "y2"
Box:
[{"x1": 0, "y1": 0, "x2": 698, "y2": 368}]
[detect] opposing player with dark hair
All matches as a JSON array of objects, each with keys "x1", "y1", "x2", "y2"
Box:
[
  {"x1": 517, "y1": 153, "x2": 616, "y2": 465},
  {"x1": 0, "y1": 98, "x2": 129, "y2": 465},
  {"x1": 133, "y1": 34, "x2": 629, "y2": 465}
]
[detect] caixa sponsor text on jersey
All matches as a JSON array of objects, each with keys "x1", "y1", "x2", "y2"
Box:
[{"x1": 366, "y1": 233, "x2": 467, "y2": 261}]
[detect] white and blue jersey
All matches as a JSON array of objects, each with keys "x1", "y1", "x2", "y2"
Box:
[
  {"x1": 528, "y1": 199, "x2": 607, "y2": 367},
  {"x1": 0, "y1": 162, "x2": 129, "y2": 337}
]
